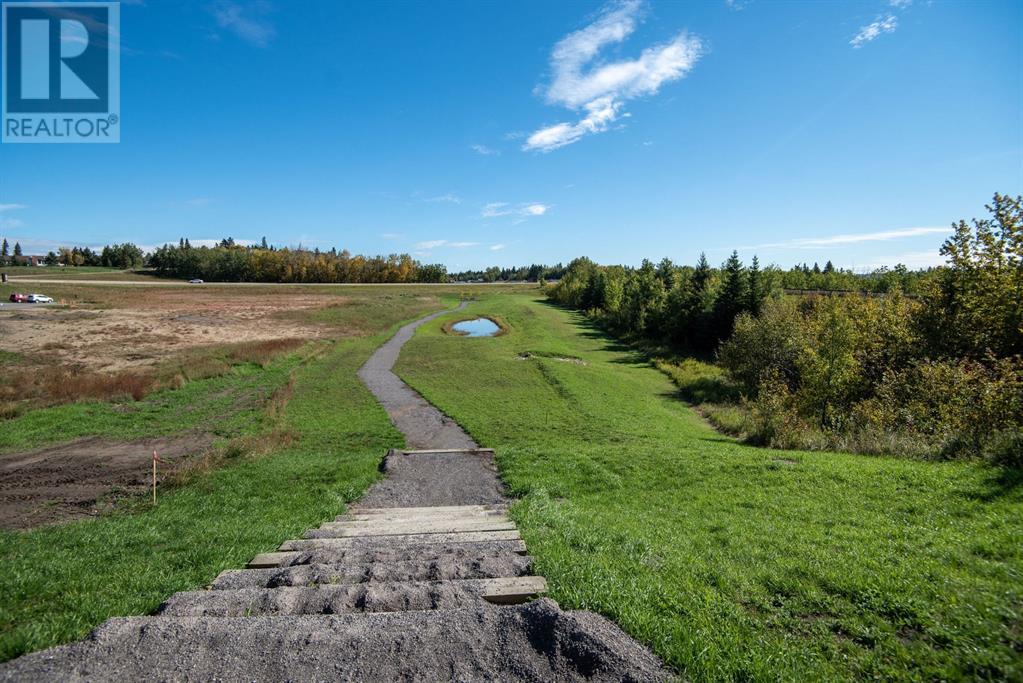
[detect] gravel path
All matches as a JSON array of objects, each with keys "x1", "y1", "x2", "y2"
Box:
[
  {"x1": 357, "y1": 301, "x2": 508, "y2": 508},
  {"x1": 0, "y1": 304, "x2": 672, "y2": 682}
]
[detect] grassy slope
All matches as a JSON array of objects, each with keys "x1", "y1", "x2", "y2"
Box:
[
  {"x1": 0, "y1": 291, "x2": 453, "y2": 661},
  {"x1": 396, "y1": 294, "x2": 1022, "y2": 682}
]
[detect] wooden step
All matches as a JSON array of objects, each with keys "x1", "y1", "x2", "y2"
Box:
[
  {"x1": 399, "y1": 449, "x2": 496, "y2": 455},
  {"x1": 247, "y1": 552, "x2": 301, "y2": 569},
  {"x1": 312, "y1": 519, "x2": 516, "y2": 537},
  {"x1": 347, "y1": 505, "x2": 507, "y2": 515},
  {"x1": 340, "y1": 510, "x2": 509, "y2": 524},
  {"x1": 246, "y1": 540, "x2": 530, "y2": 569},
  {"x1": 280, "y1": 530, "x2": 521, "y2": 552},
  {"x1": 217, "y1": 555, "x2": 534, "y2": 589}
]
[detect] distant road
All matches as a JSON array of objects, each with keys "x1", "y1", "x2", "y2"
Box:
[{"x1": 4, "y1": 278, "x2": 531, "y2": 287}]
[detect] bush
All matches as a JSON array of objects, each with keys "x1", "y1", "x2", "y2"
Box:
[{"x1": 718, "y1": 297, "x2": 804, "y2": 391}]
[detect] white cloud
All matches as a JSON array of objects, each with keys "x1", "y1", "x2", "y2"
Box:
[
  {"x1": 415, "y1": 239, "x2": 480, "y2": 250},
  {"x1": 889, "y1": 0, "x2": 912, "y2": 7},
  {"x1": 482, "y1": 202, "x2": 511, "y2": 218},
  {"x1": 743, "y1": 226, "x2": 948, "y2": 250},
  {"x1": 211, "y1": 1, "x2": 275, "y2": 47},
  {"x1": 423, "y1": 193, "x2": 462, "y2": 204},
  {"x1": 481, "y1": 202, "x2": 551, "y2": 219},
  {"x1": 850, "y1": 14, "x2": 898, "y2": 48},
  {"x1": 490, "y1": 244, "x2": 507, "y2": 251},
  {"x1": 471, "y1": 144, "x2": 500, "y2": 156},
  {"x1": 524, "y1": 0, "x2": 703, "y2": 152},
  {"x1": 0, "y1": 204, "x2": 26, "y2": 211},
  {"x1": 0, "y1": 217, "x2": 25, "y2": 230}
]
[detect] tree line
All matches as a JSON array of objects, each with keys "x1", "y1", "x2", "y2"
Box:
[
  {"x1": 547, "y1": 194, "x2": 1022, "y2": 462},
  {"x1": 0, "y1": 240, "x2": 144, "y2": 269},
  {"x1": 450, "y1": 263, "x2": 568, "y2": 283},
  {"x1": 147, "y1": 240, "x2": 448, "y2": 283}
]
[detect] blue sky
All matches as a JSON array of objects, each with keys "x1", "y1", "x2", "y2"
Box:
[{"x1": 1, "y1": 0, "x2": 1020, "y2": 271}]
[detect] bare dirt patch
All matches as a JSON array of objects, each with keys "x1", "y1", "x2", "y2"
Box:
[
  {"x1": 0, "y1": 434, "x2": 214, "y2": 530},
  {"x1": 0, "y1": 291, "x2": 339, "y2": 373}
]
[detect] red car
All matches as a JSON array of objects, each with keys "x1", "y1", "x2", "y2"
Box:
[{"x1": 8, "y1": 293, "x2": 28, "y2": 303}]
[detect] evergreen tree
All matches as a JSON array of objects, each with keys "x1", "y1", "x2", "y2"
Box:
[
  {"x1": 13, "y1": 242, "x2": 22, "y2": 257},
  {"x1": 713, "y1": 251, "x2": 747, "y2": 340},
  {"x1": 746, "y1": 255, "x2": 764, "y2": 315},
  {"x1": 261, "y1": 236, "x2": 269, "y2": 249},
  {"x1": 1, "y1": 238, "x2": 8, "y2": 258}
]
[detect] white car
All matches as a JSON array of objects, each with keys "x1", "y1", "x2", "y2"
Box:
[
  {"x1": 188, "y1": 279, "x2": 204, "y2": 284},
  {"x1": 27, "y1": 294, "x2": 53, "y2": 303}
]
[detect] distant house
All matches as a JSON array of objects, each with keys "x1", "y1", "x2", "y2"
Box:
[{"x1": 26, "y1": 256, "x2": 48, "y2": 266}]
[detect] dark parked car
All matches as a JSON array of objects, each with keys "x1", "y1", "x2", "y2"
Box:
[{"x1": 9, "y1": 293, "x2": 28, "y2": 303}]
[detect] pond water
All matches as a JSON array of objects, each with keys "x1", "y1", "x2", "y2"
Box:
[{"x1": 452, "y1": 318, "x2": 500, "y2": 337}]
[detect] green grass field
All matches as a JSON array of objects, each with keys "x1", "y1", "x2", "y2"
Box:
[
  {"x1": 396, "y1": 294, "x2": 1023, "y2": 681},
  {"x1": 0, "y1": 290, "x2": 456, "y2": 661}
]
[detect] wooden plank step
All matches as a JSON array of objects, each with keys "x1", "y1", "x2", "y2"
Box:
[
  {"x1": 477, "y1": 576, "x2": 548, "y2": 605},
  {"x1": 399, "y1": 449, "x2": 496, "y2": 455},
  {"x1": 315, "y1": 519, "x2": 516, "y2": 537},
  {"x1": 341, "y1": 510, "x2": 508, "y2": 524},
  {"x1": 245, "y1": 540, "x2": 529, "y2": 568},
  {"x1": 350, "y1": 505, "x2": 506, "y2": 516},
  {"x1": 280, "y1": 530, "x2": 521, "y2": 552},
  {"x1": 247, "y1": 551, "x2": 301, "y2": 568}
]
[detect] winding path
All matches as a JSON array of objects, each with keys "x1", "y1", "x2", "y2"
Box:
[
  {"x1": 358, "y1": 301, "x2": 477, "y2": 451},
  {"x1": 0, "y1": 304, "x2": 668, "y2": 682}
]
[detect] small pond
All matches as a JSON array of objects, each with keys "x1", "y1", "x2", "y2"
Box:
[{"x1": 452, "y1": 318, "x2": 501, "y2": 337}]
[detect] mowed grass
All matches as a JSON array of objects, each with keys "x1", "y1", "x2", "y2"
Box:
[
  {"x1": 0, "y1": 289, "x2": 457, "y2": 661},
  {"x1": 396, "y1": 294, "x2": 1023, "y2": 681}
]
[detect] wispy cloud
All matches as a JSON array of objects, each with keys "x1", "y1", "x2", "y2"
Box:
[
  {"x1": 742, "y1": 226, "x2": 948, "y2": 250},
  {"x1": 380, "y1": 232, "x2": 402, "y2": 241},
  {"x1": 0, "y1": 204, "x2": 26, "y2": 231},
  {"x1": 490, "y1": 244, "x2": 507, "y2": 251},
  {"x1": 471, "y1": 144, "x2": 500, "y2": 156},
  {"x1": 423, "y1": 193, "x2": 462, "y2": 204},
  {"x1": 481, "y1": 202, "x2": 550, "y2": 219},
  {"x1": 414, "y1": 239, "x2": 480, "y2": 250},
  {"x1": 211, "y1": 1, "x2": 275, "y2": 47},
  {"x1": 889, "y1": 0, "x2": 912, "y2": 8},
  {"x1": 724, "y1": 0, "x2": 752, "y2": 10},
  {"x1": 524, "y1": 0, "x2": 703, "y2": 152},
  {"x1": 850, "y1": 14, "x2": 898, "y2": 48}
]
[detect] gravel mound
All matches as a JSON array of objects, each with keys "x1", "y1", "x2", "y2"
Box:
[{"x1": 0, "y1": 600, "x2": 671, "y2": 682}]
